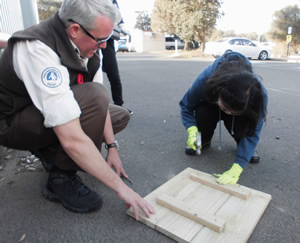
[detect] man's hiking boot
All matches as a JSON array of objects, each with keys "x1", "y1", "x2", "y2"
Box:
[{"x1": 43, "y1": 172, "x2": 103, "y2": 213}]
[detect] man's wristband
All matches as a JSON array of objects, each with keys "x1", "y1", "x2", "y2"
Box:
[{"x1": 105, "y1": 140, "x2": 119, "y2": 150}]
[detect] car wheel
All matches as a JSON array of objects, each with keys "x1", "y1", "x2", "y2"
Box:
[
  {"x1": 169, "y1": 46, "x2": 175, "y2": 50},
  {"x1": 258, "y1": 51, "x2": 268, "y2": 60}
]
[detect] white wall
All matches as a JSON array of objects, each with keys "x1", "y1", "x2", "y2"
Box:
[
  {"x1": 130, "y1": 29, "x2": 165, "y2": 53},
  {"x1": 142, "y1": 31, "x2": 165, "y2": 52}
]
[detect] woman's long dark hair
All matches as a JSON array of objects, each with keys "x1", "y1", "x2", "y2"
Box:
[{"x1": 205, "y1": 59, "x2": 267, "y2": 137}]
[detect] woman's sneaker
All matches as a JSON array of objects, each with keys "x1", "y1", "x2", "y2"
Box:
[
  {"x1": 250, "y1": 151, "x2": 260, "y2": 164},
  {"x1": 43, "y1": 172, "x2": 103, "y2": 213}
]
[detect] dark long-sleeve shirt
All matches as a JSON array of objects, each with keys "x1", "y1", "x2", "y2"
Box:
[{"x1": 179, "y1": 52, "x2": 268, "y2": 168}]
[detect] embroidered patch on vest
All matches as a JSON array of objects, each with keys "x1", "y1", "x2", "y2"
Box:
[{"x1": 41, "y1": 67, "x2": 62, "y2": 88}]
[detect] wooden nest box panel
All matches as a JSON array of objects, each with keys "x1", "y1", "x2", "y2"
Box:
[{"x1": 127, "y1": 167, "x2": 272, "y2": 243}]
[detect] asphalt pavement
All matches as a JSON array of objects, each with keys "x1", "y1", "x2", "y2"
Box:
[{"x1": 0, "y1": 52, "x2": 299, "y2": 243}]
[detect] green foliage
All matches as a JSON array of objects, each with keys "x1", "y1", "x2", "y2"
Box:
[
  {"x1": 152, "y1": 0, "x2": 175, "y2": 34},
  {"x1": 37, "y1": 0, "x2": 62, "y2": 21},
  {"x1": 268, "y1": 5, "x2": 300, "y2": 54},
  {"x1": 152, "y1": 0, "x2": 222, "y2": 51},
  {"x1": 135, "y1": 11, "x2": 152, "y2": 31}
]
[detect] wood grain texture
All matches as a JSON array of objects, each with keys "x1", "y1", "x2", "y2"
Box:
[
  {"x1": 156, "y1": 194, "x2": 225, "y2": 232},
  {"x1": 127, "y1": 168, "x2": 272, "y2": 243},
  {"x1": 189, "y1": 172, "x2": 251, "y2": 200}
]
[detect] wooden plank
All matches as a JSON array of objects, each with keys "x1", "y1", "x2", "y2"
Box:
[
  {"x1": 156, "y1": 194, "x2": 225, "y2": 233},
  {"x1": 189, "y1": 172, "x2": 251, "y2": 200},
  {"x1": 191, "y1": 192, "x2": 272, "y2": 242},
  {"x1": 127, "y1": 168, "x2": 272, "y2": 243},
  {"x1": 154, "y1": 180, "x2": 229, "y2": 242},
  {"x1": 127, "y1": 168, "x2": 197, "y2": 229}
]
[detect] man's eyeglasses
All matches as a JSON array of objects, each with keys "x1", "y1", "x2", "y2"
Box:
[{"x1": 68, "y1": 19, "x2": 112, "y2": 47}]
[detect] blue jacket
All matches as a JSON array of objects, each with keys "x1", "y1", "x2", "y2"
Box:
[{"x1": 179, "y1": 52, "x2": 268, "y2": 168}]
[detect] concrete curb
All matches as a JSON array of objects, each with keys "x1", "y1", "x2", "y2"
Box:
[{"x1": 287, "y1": 55, "x2": 300, "y2": 63}]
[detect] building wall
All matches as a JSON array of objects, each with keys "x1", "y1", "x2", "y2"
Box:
[
  {"x1": 130, "y1": 29, "x2": 165, "y2": 53},
  {"x1": 142, "y1": 31, "x2": 165, "y2": 52}
]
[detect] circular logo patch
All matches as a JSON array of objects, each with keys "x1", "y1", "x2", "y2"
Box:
[{"x1": 41, "y1": 67, "x2": 62, "y2": 88}]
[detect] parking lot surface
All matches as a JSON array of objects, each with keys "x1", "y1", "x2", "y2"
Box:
[{"x1": 0, "y1": 52, "x2": 299, "y2": 242}]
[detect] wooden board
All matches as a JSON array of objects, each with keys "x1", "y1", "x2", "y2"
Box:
[{"x1": 127, "y1": 168, "x2": 272, "y2": 243}]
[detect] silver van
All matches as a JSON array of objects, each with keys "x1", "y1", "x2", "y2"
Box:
[{"x1": 165, "y1": 37, "x2": 184, "y2": 50}]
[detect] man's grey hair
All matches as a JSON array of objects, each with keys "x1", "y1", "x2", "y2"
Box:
[{"x1": 58, "y1": 0, "x2": 121, "y2": 30}]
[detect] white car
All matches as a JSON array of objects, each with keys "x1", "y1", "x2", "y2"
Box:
[{"x1": 204, "y1": 37, "x2": 271, "y2": 60}]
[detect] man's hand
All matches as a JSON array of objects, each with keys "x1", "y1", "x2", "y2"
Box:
[
  {"x1": 213, "y1": 163, "x2": 243, "y2": 185},
  {"x1": 106, "y1": 148, "x2": 128, "y2": 178},
  {"x1": 187, "y1": 126, "x2": 199, "y2": 151},
  {"x1": 117, "y1": 186, "x2": 156, "y2": 221},
  {"x1": 53, "y1": 117, "x2": 153, "y2": 220}
]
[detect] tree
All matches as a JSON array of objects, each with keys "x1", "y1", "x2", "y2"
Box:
[
  {"x1": 151, "y1": 0, "x2": 176, "y2": 34},
  {"x1": 268, "y1": 5, "x2": 300, "y2": 54},
  {"x1": 37, "y1": 0, "x2": 61, "y2": 21},
  {"x1": 174, "y1": 0, "x2": 222, "y2": 51},
  {"x1": 134, "y1": 11, "x2": 152, "y2": 31},
  {"x1": 151, "y1": 0, "x2": 222, "y2": 51},
  {"x1": 238, "y1": 32, "x2": 259, "y2": 41},
  {"x1": 208, "y1": 29, "x2": 237, "y2": 41}
]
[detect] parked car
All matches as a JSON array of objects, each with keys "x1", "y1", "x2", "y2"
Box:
[
  {"x1": 204, "y1": 37, "x2": 271, "y2": 60},
  {"x1": 116, "y1": 39, "x2": 128, "y2": 52},
  {"x1": 116, "y1": 38, "x2": 135, "y2": 52},
  {"x1": 165, "y1": 37, "x2": 185, "y2": 50}
]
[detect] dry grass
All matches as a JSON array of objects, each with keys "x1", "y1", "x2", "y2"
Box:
[
  {"x1": 272, "y1": 42, "x2": 297, "y2": 57},
  {"x1": 165, "y1": 49, "x2": 215, "y2": 60}
]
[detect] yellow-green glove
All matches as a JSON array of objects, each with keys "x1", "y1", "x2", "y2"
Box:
[
  {"x1": 213, "y1": 163, "x2": 243, "y2": 185},
  {"x1": 187, "y1": 126, "x2": 198, "y2": 151}
]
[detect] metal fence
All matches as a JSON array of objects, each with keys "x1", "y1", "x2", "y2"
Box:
[
  {"x1": 0, "y1": 0, "x2": 39, "y2": 35},
  {"x1": 0, "y1": 0, "x2": 24, "y2": 34}
]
